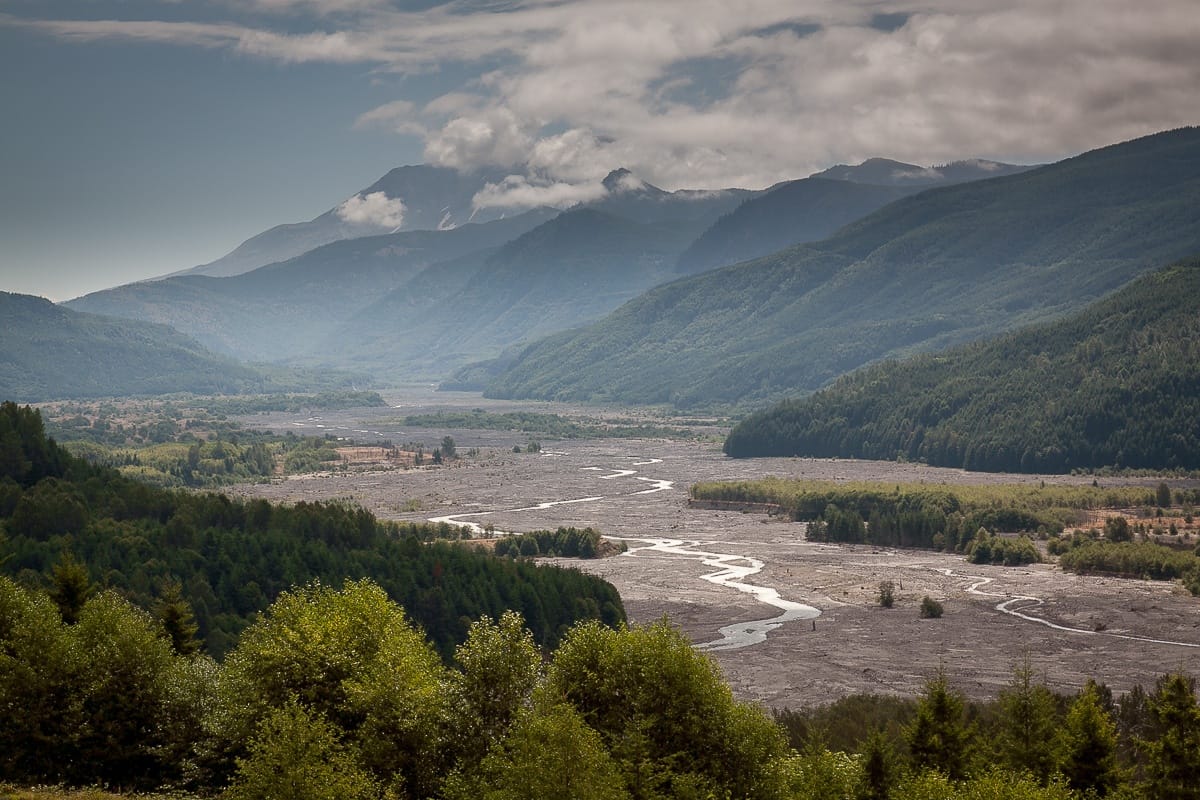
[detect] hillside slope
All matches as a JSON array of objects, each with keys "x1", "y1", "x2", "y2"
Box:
[
  {"x1": 67, "y1": 210, "x2": 558, "y2": 362},
  {"x1": 723, "y1": 258, "x2": 1200, "y2": 472},
  {"x1": 0, "y1": 292, "x2": 266, "y2": 401},
  {"x1": 481, "y1": 127, "x2": 1200, "y2": 408},
  {"x1": 675, "y1": 178, "x2": 920, "y2": 274},
  {"x1": 322, "y1": 208, "x2": 696, "y2": 376},
  {"x1": 173, "y1": 165, "x2": 515, "y2": 278}
]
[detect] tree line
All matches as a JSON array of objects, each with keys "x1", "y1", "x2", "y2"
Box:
[
  {"x1": 493, "y1": 526, "x2": 608, "y2": 559},
  {"x1": 0, "y1": 401, "x2": 624, "y2": 657},
  {"x1": 775, "y1": 664, "x2": 1200, "y2": 800},
  {"x1": 3, "y1": 574, "x2": 1200, "y2": 800}
]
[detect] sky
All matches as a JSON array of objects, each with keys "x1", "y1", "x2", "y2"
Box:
[{"x1": 2, "y1": 0, "x2": 1198, "y2": 302}]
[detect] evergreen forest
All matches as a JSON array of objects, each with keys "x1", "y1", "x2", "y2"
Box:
[
  {"x1": 724, "y1": 258, "x2": 1200, "y2": 472},
  {"x1": 0, "y1": 402, "x2": 623, "y2": 657}
]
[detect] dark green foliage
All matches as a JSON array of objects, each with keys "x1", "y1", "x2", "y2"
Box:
[
  {"x1": 918, "y1": 596, "x2": 944, "y2": 619},
  {"x1": 966, "y1": 531, "x2": 1041, "y2": 566},
  {"x1": 693, "y1": 479, "x2": 1094, "y2": 555},
  {"x1": 394, "y1": 409, "x2": 693, "y2": 440},
  {"x1": 995, "y1": 661, "x2": 1064, "y2": 784},
  {"x1": 1157, "y1": 482, "x2": 1174, "y2": 509},
  {"x1": 857, "y1": 728, "x2": 900, "y2": 800},
  {"x1": 1105, "y1": 516, "x2": 1133, "y2": 543},
  {"x1": 486, "y1": 127, "x2": 1200, "y2": 409},
  {"x1": 1140, "y1": 673, "x2": 1200, "y2": 800},
  {"x1": 1062, "y1": 681, "x2": 1122, "y2": 796},
  {"x1": 774, "y1": 694, "x2": 917, "y2": 756},
  {"x1": 905, "y1": 671, "x2": 972, "y2": 778},
  {"x1": 725, "y1": 258, "x2": 1200, "y2": 471},
  {"x1": 877, "y1": 581, "x2": 895, "y2": 608},
  {"x1": 0, "y1": 406, "x2": 625, "y2": 657},
  {"x1": 154, "y1": 579, "x2": 201, "y2": 656},
  {"x1": 49, "y1": 551, "x2": 92, "y2": 625},
  {"x1": 494, "y1": 527, "x2": 604, "y2": 559},
  {"x1": 1059, "y1": 541, "x2": 1200, "y2": 591},
  {"x1": 0, "y1": 293, "x2": 268, "y2": 402},
  {"x1": 546, "y1": 619, "x2": 790, "y2": 799}
]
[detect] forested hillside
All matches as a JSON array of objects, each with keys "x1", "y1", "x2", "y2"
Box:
[
  {"x1": 724, "y1": 259, "x2": 1200, "y2": 472},
  {"x1": 480, "y1": 127, "x2": 1200, "y2": 408},
  {"x1": 0, "y1": 402, "x2": 623, "y2": 656},
  {"x1": 675, "y1": 177, "x2": 919, "y2": 274},
  {"x1": 0, "y1": 293, "x2": 268, "y2": 401}
]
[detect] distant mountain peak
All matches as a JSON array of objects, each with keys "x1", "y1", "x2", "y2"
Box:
[
  {"x1": 602, "y1": 168, "x2": 660, "y2": 194},
  {"x1": 814, "y1": 156, "x2": 1032, "y2": 187}
]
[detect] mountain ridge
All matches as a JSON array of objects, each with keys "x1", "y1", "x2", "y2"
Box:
[
  {"x1": 0, "y1": 292, "x2": 269, "y2": 401},
  {"x1": 477, "y1": 126, "x2": 1200, "y2": 409}
]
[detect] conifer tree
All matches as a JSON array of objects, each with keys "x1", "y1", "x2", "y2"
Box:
[
  {"x1": 154, "y1": 579, "x2": 201, "y2": 656},
  {"x1": 49, "y1": 550, "x2": 91, "y2": 625},
  {"x1": 1062, "y1": 680, "x2": 1121, "y2": 796},
  {"x1": 996, "y1": 658, "x2": 1062, "y2": 784},
  {"x1": 905, "y1": 670, "x2": 972, "y2": 779},
  {"x1": 1141, "y1": 672, "x2": 1200, "y2": 800}
]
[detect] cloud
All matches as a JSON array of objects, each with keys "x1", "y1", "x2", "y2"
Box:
[
  {"x1": 354, "y1": 100, "x2": 426, "y2": 136},
  {"x1": 8, "y1": 0, "x2": 1200, "y2": 189},
  {"x1": 336, "y1": 191, "x2": 406, "y2": 228},
  {"x1": 423, "y1": 107, "x2": 532, "y2": 170},
  {"x1": 471, "y1": 174, "x2": 608, "y2": 211}
]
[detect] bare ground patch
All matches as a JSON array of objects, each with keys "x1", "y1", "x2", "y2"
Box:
[{"x1": 226, "y1": 394, "x2": 1200, "y2": 708}]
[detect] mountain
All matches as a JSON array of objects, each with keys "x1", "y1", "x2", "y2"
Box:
[
  {"x1": 0, "y1": 292, "x2": 266, "y2": 401},
  {"x1": 70, "y1": 166, "x2": 751, "y2": 378},
  {"x1": 675, "y1": 178, "x2": 921, "y2": 275},
  {"x1": 723, "y1": 257, "x2": 1200, "y2": 472},
  {"x1": 583, "y1": 168, "x2": 757, "y2": 233},
  {"x1": 478, "y1": 127, "x2": 1200, "y2": 408},
  {"x1": 811, "y1": 157, "x2": 1033, "y2": 186},
  {"x1": 317, "y1": 208, "x2": 698, "y2": 377},
  {"x1": 174, "y1": 165, "x2": 516, "y2": 278},
  {"x1": 67, "y1": 209, "x2": 559, "y2": 362},
  {"x1": 178, "y1": 165, "x2": 753, "y2": 280},
  {"x1": 676, "y1": 158, "x2": 1036, "y2": 275}
]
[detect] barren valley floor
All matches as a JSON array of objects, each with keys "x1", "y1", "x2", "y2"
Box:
[{"x1": 227, "y1": 391, "x2": 1200, "y2": 707}]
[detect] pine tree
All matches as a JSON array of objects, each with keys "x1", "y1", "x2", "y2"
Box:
[
  {"x1": 996, "y1": 658, "x2": 1062, "y2": 784},
  {"x1": 1062, "y1": 680, "x2": 1121, "y2": 796},
  {"x1": 153, "y1": 579, "x2": 201, "y2": 656},
  {"x1": 905, "y1": 670, "x2": 972, "y2": 779},
  {"x1": 858, "y1": 728, "x2": 899, "y2": 800},
  {"x1": 49, "y1": 550, "x2": 92, "y2": 624},
  {"x1": 1141, "y1": 673, "x2": 1200, "y2": 800}
]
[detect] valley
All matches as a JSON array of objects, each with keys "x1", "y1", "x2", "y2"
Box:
[{"x1": 225, "y1": 388, "x2": 1200, "y2": 708}]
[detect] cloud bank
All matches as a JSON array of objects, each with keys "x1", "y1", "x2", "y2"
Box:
[
  {"x1": 336, "y1": 191, "x2": 406, "y2": 228},
  {"x1": 9, "y1": 0, "x2": 1200, "y2": 194}
]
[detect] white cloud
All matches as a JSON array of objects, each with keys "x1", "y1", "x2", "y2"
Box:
[
  {"x1": 8, "y1": 0, "x2": 1200, "y2": 188},
  {"x1": 472, "y1": 175, "x2": 608, "y2": 211},
  {"x1": 423, "y1": 108, "x2": 532, "y2": 170},
  {"x1": 354, "y1": 99, "x2": 425, "y2": 136},
  {"x1": 336, "y1": 191, "x2": 406, "y2": 228}
]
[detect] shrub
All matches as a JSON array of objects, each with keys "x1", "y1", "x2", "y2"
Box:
[
  {"x1": 919, "y1": 596, "x2": 944, "y2": 619},
  {"x1": 878, "y1": 581, "x2": 895, "y2": 608}
]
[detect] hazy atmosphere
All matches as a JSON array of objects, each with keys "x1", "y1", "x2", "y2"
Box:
[
  {"x1": 3, "y1": 0, "x2": 1199, "y2": 300},
  {"x1": 4, "y1": 3, "x2": 1200, "y2": 799}
]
